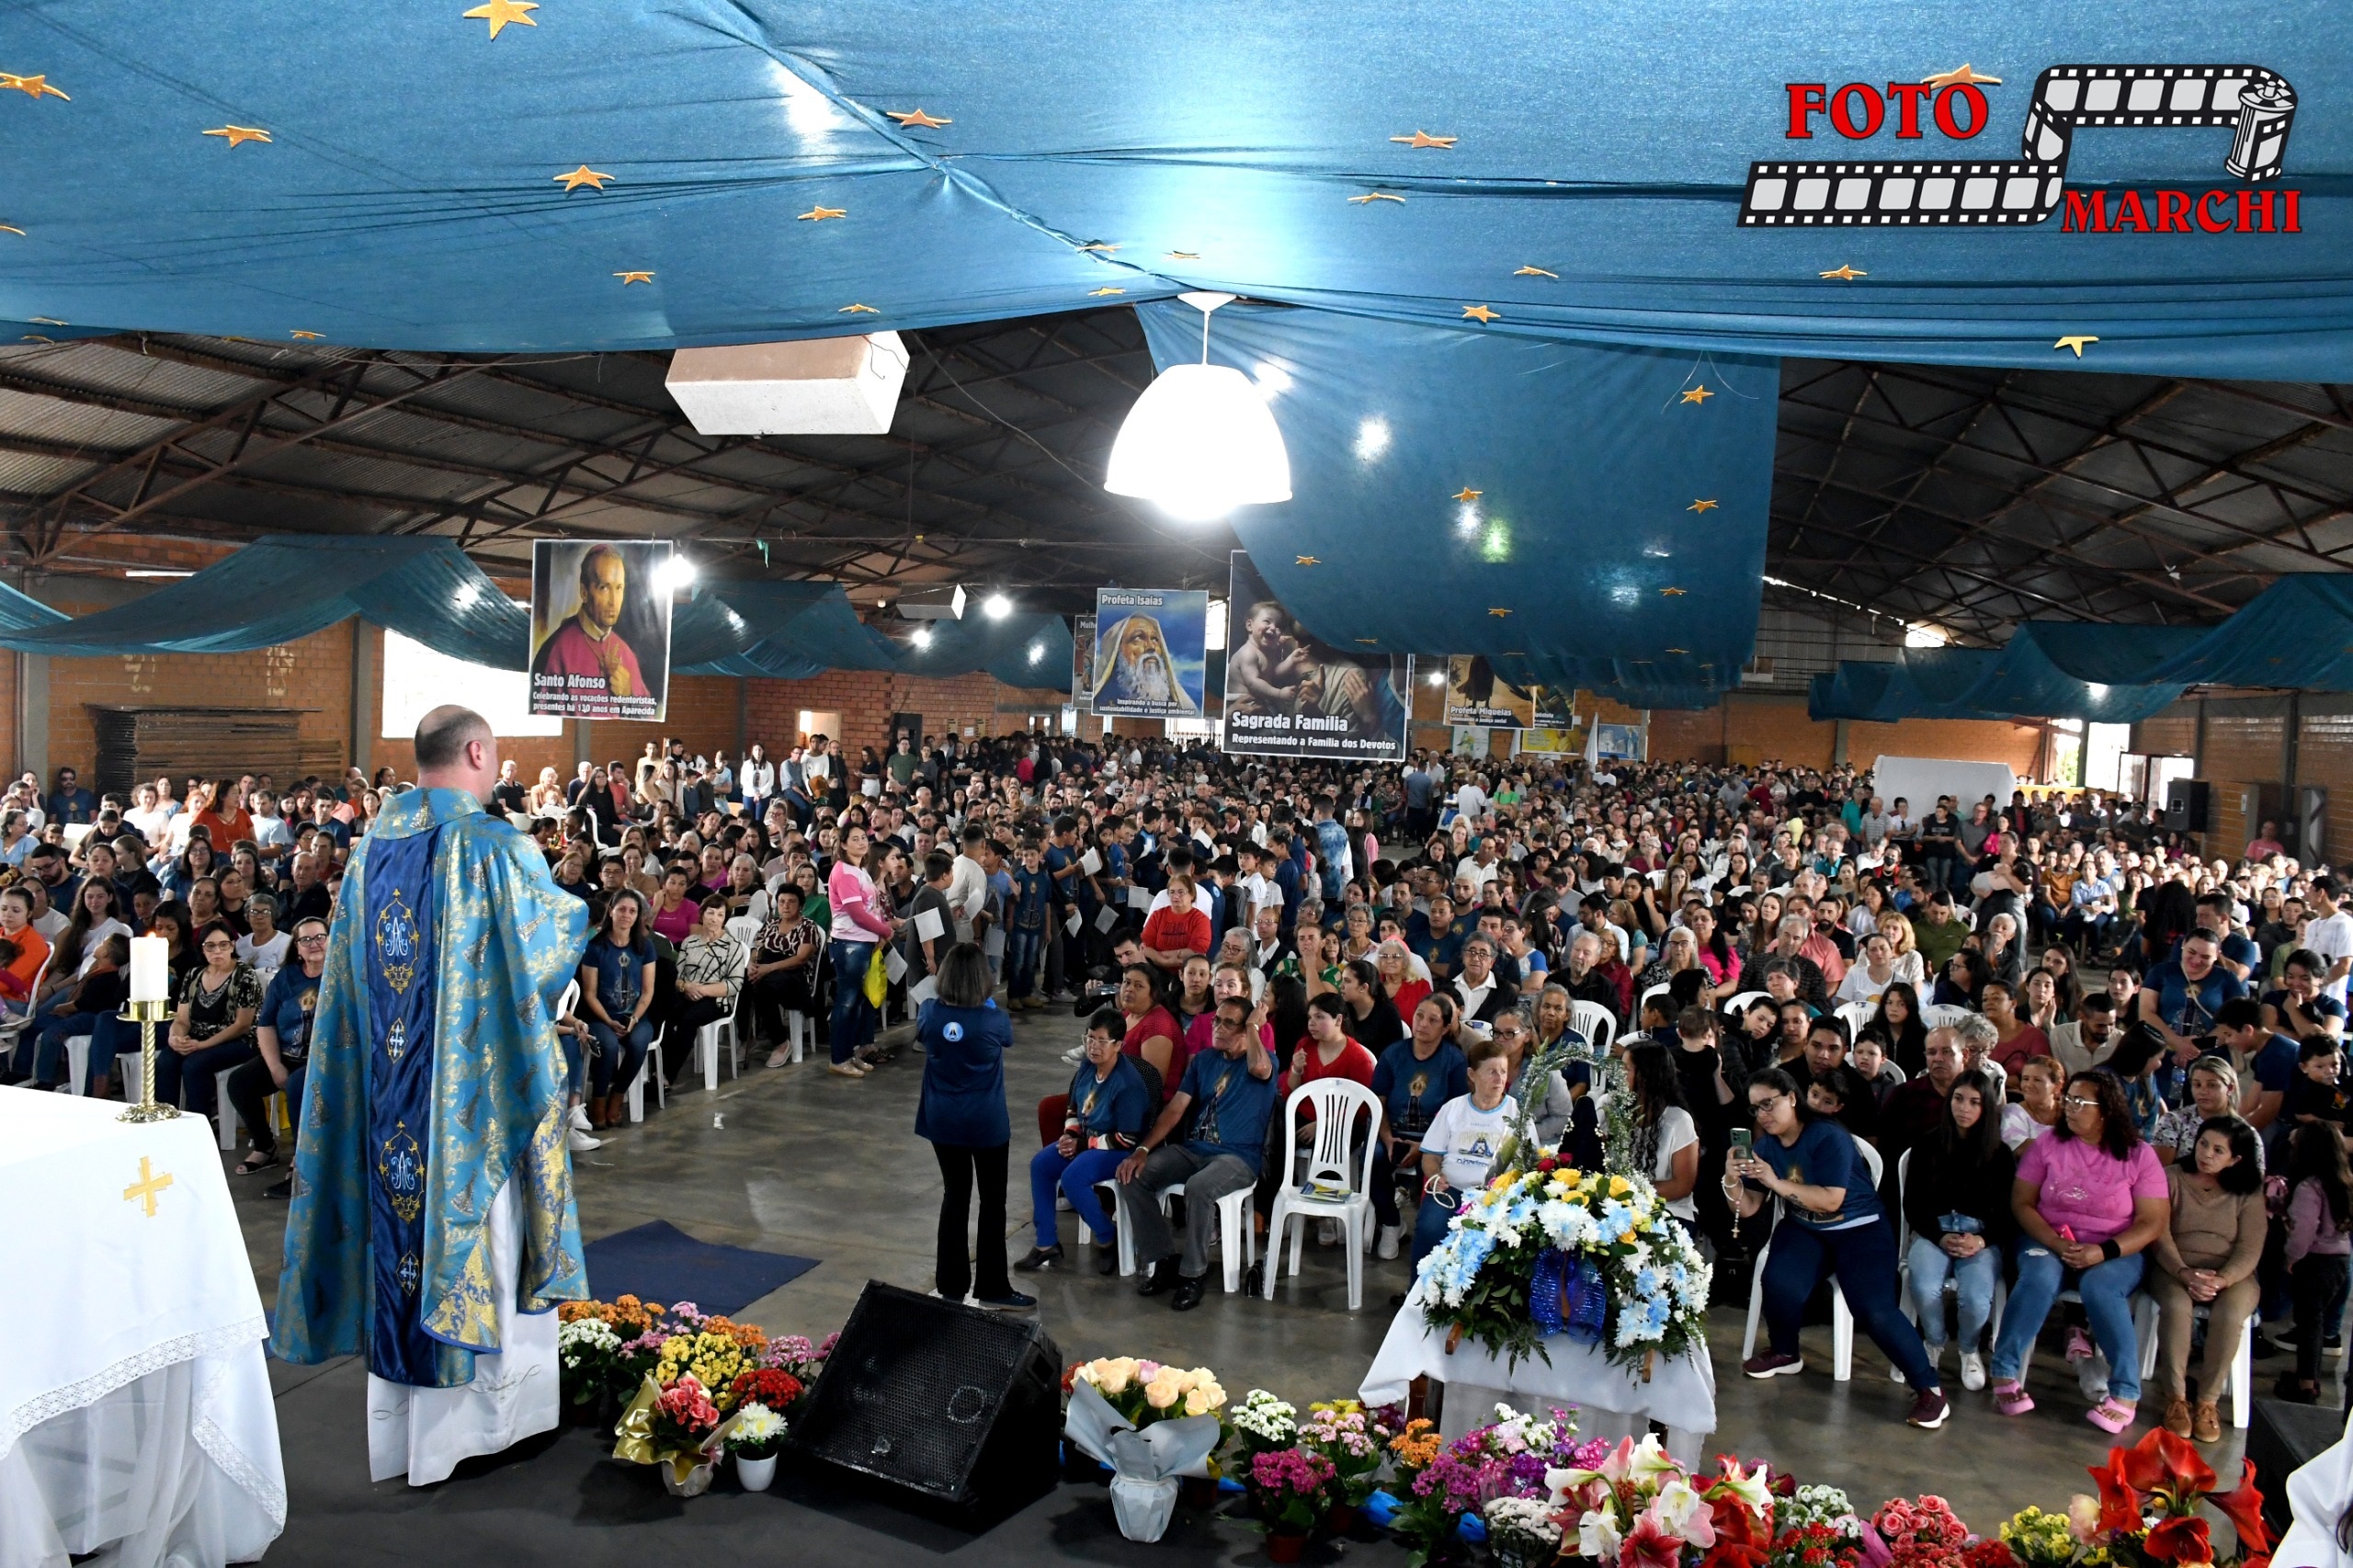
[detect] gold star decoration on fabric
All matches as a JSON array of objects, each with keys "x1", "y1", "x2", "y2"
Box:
[
  {"x1": 1294, "y1": 555, "x2": 1320, "y2": 566},
  {"x1": 1086, "y1": 287, "x2": 1125, "y2": 297},
  {"x1": 290, "y1": 329, "x2": 323, "y2": 339},
  {"x1": 1355, "y1": 638, "x2": 1379, "y2": 645},
  {"x1": 798, "y1": 204, "x2": 847, "y2": 222},
  {"x1": 1488, "y1": 607, "x2": 1513, "y2": 617},
  {"x1": 1514, "y1": 266, "x2": 1558, "y2": 278},
  {"x1": 204, "y1": 125, "x2": 271, "y2": 147},
  {"x1": 19, "y1": 334, "x2": 51, "y2": 344},
  {"x1": 461, "y1": 0, "x2": 539, "y2": 39},
  {"x1": 0, "y1": 74, "x2": 67, "y2": 100},
  {"x1": 1452, "y1": 487, "x2": 1483, "y2": 502},
  {"x1": 1924, "y1": 62, "x2": 2003, "y2": 88},
  {"x1": 614, "y1": 270, "x2": 654, "y2": 285},
  {"x1": 1680, "y1": 385, "x2": 1713, "y2": 404},
  {"x1": 886, "y1": 108, "x2": 951, "y2": 129},
  {"x1": 2055, "y1": 335, "x2": 2099, "y2": 357},
  {"x1": 1461, "y1": 304, "x2": 1499, "y2": 323},
  {"x1": 1661, "y1": 586, "x2": 1688, "y2": 596},
  {"x1": 122, "y1": 1156, "x2": 174, "y2": 1218},
  {"x1": 1665, "y1": 646, "x2": 1689, "y2": 655},
  {"x1": 553, "y1": 165, "x2": 612, "y2": 191},
  {"x1": 1165, "y1": 250, "x2": 1199, "y2": 260},
  {"x1": 28, "y1": 316, "x2": 64, "y2": 325},
  {"x1": 1391, "y1": 131, "x2": 1457, "y2": 149},
  {"x1": 1819, "y1": 264, "x2": 1867, "y2": 281},
  {"x1": 1687, "y1": 498, "x2": 1719, "y2": 513},
  {"x1": 0, "y1": 224, "x2": 22, "y2": 236},
  {"x1": 1347, "y1": 191, "x2": 1405, "y2": 205},
  {"x1": 1076, "y1": 242, "x2": 1120, "y2": 253},
  {"x1": 838, "y1": 303, "x2": 880, "y2": 313}
]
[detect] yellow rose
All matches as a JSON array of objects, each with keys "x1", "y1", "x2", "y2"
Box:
[
  {"x1": 1091, "y1": 1361, "x2": 1132, "y2": 1396},
  {"x1": 1609, "y1": 1176, "x2": 1632, "y2": 1198},
  {"x1": 1143, "y1": 1378, "x2": 1180, "y2": 1410}
]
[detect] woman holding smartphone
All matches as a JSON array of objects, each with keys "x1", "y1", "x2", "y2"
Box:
[{"x1": 1725, "y1": 1067, "x2": 1949, "y2": 1429}]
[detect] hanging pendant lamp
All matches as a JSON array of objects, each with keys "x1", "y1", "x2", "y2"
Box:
[{"x1": 1104, "y1": 291, "x2": 1290, "y2": 521}]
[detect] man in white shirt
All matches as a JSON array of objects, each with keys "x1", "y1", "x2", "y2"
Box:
[
  {"x1": 947, "y1": 824, "x2": 990, "y2": 945},
  {"x1": 249, "y1": 790, "x2": 294, "y2": 863},
  {"x1": 1453, "y1": 774, "x2": 1490, "y2": 826},
  {"x1": 123, "y1": 782, "x2": 173, "y2": 843},
  {"x1": 2305, "y1": 876, "x2": 2353, "y2": 1006}
]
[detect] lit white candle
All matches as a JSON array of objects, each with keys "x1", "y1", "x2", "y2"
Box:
[{"x1": 129, "y1": 935, "x2": 169, "y2": 1004}]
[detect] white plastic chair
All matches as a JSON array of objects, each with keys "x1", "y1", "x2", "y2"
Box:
[
  {"x1": 1568, "y1": 1000, "x2": 1617, "y2": 1055},
  {"x1": 1922, "y1": 1004, "x2": 1972, "y2": 1031},
  {"x1": 1722, "y1": 989, "x2": 1769, "y2": 1015},
  {"x1": 1835, "y1": 1001, "x2": 1877, "y2": 1041},
  {"x1": 2006, "y1": 1284, "x2": 2160, "y2": 1393},
  {"x1": 1263, "y1": 1080, "x2": 1382, "y2": 1310},
  {"x1": 1639, "y1": 983, "x2": 1672, "y2": 1015},
  {"x1": 699, "y1": 984, "x2": 745, "y2": 1092},
  {"x1": 63, "y1": 1032, "x2": 91, "y2": 1096},
  {"x1": 1109, "y1": 1176, "x2": 1258, "y2": 1292},
  {"x1": 1742, "y1": 1137, "x2": 1884, "y2": 1381},
  {"x1": 624, "y1": 1034, "x2": 667, "y2": 1123},
  {"x1": 2136, "y1": 1301, "x2": 2255, "y2": 1429}
]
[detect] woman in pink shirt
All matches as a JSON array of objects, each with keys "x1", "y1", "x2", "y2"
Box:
[
  {"x1": 826, "y1": 825, "x2": 899, "y2": 1077},
  {"x1": 1988, "y1": 1067, "x2": 2170, "y2": 1433}
]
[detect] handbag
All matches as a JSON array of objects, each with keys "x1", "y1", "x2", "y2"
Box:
[{"x1": 863, "y1": 943, "x2": 888, "y2": 1007}]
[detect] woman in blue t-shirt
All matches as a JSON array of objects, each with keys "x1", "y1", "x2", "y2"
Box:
[
  {"x1": 1725, "y1": 1066, "x2": 1948, "y2": 1429},
  {"x1": 1016, "y1": 1007, "x2": 1151, "y2": 1275},
  {"x1": 915, "y1": 943, "x2": 1028, "y2": 1311},
  {"x1": 577, "y1": 890, "x2": 656, "y2": 1129}
]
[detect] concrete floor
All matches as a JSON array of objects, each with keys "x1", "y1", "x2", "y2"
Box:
[{"x1": 223, "y1": 1001, "x2": 2340, "y2": 1540}]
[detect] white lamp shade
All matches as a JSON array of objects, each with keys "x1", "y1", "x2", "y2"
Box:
[{"x1": 1104, "y1": 362, "x2": 1290, "y2": 521}]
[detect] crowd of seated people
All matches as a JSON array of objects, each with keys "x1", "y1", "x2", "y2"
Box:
[{"x1": 7, "y1": 730, "x2": 2353, "y2": 1439}]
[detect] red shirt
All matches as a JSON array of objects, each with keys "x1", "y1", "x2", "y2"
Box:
[
  {"x1": 1284, "y1": 1035, "x2": 1377, "y2": 1097},
  {"x1": 1387, "y1": 977, "x2": 1431, "y2": 1024},
  {"x1": 1122, "y1": 1004, "x2": 1188, "y2": 1089},
  {"x1": 1141, "y1": 906, "x2": 1211, "y2": 959},
  {"x1": 1990, "y1": 1023, "x2": 2052, "y2": 1075}
]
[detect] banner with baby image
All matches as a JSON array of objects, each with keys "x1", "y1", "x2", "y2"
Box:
[
  {"x1": 1091, "y1": 588, "x2": 1208, "y2": 718},
  {"x1": 1221, "y1": 551, "x2": 1411, "y2": 761},
  {"x1": 529, "y1": 540, "x2": 675, "y2": 722}
]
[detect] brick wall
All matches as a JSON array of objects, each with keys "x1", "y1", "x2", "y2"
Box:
[{"x1": 1651, "y1": 695, "x2": 2043, "y2": 778}]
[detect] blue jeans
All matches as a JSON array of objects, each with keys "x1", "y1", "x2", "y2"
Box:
[
  {"x1": 153, "y1": 1039, "x2": 258, "y2": 1117},
  {"x1": 1028, "y1": 1144, "x2": 1125, "y2": 1247},
  {"x1": 1991, "y1": 1239, "x2": 2145, "y2": 1403},
  {"x1": 30, "y1": 1010, "x2": 104, "y2": 1087},
  {"x1": 829, "y1": 940, "x2": 876, "y2": 1063},
  {"x1": 1905, "y1": 1233, "x2": 2000, "y2": 1350},
  {"x1": 1761, "y1": 1216, "x2": 1940, "y2": 1391},
  {"x1": 1006, "y1": 927, "x2": 1043, "y2": 1002},
  {"x1": 585, "y1": 1017, "x2": 654, "y2": 1096},
  {"x1": 559, "y1": 1032, "x2": 585, "y2": 1102}
]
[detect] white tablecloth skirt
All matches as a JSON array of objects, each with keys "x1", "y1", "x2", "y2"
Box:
[
  {"x1": 366, "y1": 1174, "x2": 559, "y2": 1487},
  {"x1": 0, "y1": 1339, "x2": 283, "y2": 1568},
  {"x1": 1359, "y1": 1288, "x2": 1718, "y2": 1467}
]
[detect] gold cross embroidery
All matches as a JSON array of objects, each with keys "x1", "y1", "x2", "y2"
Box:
[{"x1": 123, "y1": 1155, "x2": 174, "y2": 1217}]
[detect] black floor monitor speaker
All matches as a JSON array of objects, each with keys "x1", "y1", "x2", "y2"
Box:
[
  {"x1": 2245, "y1": 1397, "x2": 2346, "y2": 1534},
  {"x1": 785, "y1": 1281, "x2": 1063, "y2": 1528}
]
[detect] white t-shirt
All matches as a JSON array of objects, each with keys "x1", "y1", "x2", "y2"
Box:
[
  {"x1": 1455, "y1": 855, "x2": 1499, "y2": 890},
  {"x1": 1422, "y1": 1093, "x2": 1519, "y2": 1193},
  {"x1": 1454, "y1": 784, "x2": 1489, "y2": 824},
  {"x1": 1645, "y1": 1104, "x2": 1700, "y2": 1220},
  {"x1": 124, "y1": 804, "x2": 175, "y2": 841},
  {"x1": 2307, "y1": 911, "x2": 2353, "y2": 1005},
  {"x1": 32, "y1": 908, "x2": 67, "y2": 941},
  {"x1": 238, "y1": 929, "x2": 292, "y2": 983},
  {"x1": 74, "y1": 917, "x2": 130, "y2": 975}
]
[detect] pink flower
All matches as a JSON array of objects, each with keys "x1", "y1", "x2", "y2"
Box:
[{"x1": 1625, "y1": 1509, "x2": 1688, "y2": 1568}]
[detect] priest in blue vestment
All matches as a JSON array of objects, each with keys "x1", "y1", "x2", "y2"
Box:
[{"x1": 272, "y1": 705, "x2": 591, "y2": 1484}]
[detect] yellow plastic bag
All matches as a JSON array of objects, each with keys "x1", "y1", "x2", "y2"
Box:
[{"x1": 863, "y1": 943, "x2": 888, "y2": 1007}]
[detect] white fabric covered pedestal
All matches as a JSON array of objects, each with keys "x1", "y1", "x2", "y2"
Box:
[
  {"x1": 1359, "y1": 1286, "x2": 1718, "y2": 1467},
  {"x1": 365, "y1": 1175, "x2": 558, "y2": 1487},
  {"x1": 0, "y1": 1088, "x2": 284, "y2": 1568}
]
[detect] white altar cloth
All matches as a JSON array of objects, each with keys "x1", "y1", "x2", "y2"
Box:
[
  {"x1": 0, "y1": 1087, "x2": 284, "y2": 1568},
  {"x1": 1359, "y1": 1285, "x2": 1718, "y2": 1467}
]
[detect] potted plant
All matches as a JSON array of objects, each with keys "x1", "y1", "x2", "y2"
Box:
[
  {"x1": 612, "y1": 1372, "x2": 734, "y2": 1497},
  {"x1": 1230, "y1": 1389, "x2": 1299, "y2": 1461},
  {"x1": 1248, "y1": 1447, "x2": 1336, "y2": 1563},
  {"x1": 727, "y1": 1402, "x2": 787, "y2": 1492},
  {"x1": 1062, "y1": 1358, "x2": 1230, "y2": 1542},
  {"x1": 1483, "y1": 1496, "x2": 1562, "y2": 1568},
  {"x1": 1297, "y1": 1403, "x2": 1386, "y2": 1533},
  {"x1": 556, "y1": 1315, "x2": 624, "y2": 1426}
]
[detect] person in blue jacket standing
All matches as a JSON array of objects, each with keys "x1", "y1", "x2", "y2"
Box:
[{"x1": 915, "y1": 942, "x2": 1032, "y2": 1311}]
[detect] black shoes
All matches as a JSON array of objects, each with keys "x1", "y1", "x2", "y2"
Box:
[
  {"x1": 1096, "y1": 1242, "x2": 1120, "y2": 1275},
  {"x1": 1014, "y1": 1245, "x2": 1063, "y2": 1272},
  {"x1": 1169, "y1": 1276, "x2": 1207, "y2": 1312},
  {"x1": 263, "y1": 1178, "x2": 292, "y2": 1200},
  {"x1": 974, "y1": 1290, "x2": 1037, "y2": 1312},
  {"x1": 1137, "y1": 1258, "x2": 1178, "y2": 1297}
]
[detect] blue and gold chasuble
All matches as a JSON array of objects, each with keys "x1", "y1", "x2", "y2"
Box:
[{"x1": 272, "y1": 788, "x2": 591, "y2": 1388}]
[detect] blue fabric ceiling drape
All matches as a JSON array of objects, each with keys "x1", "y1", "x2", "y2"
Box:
[
  {"x1": 1136, "y1": 302, "x2": 1778, "y2": 710},
  {"x1": 0, "y1": 2, "x2": 2347, "y2": 377},
  {"x1": 892, "y1": 611, "x2": 1074, "y2": 687}
]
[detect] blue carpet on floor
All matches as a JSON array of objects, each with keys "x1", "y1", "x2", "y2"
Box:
[{"x1": 581, "y1": 1221, "x2": 820, "y2": 1317}]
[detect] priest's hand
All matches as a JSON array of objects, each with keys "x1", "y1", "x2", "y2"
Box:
[{"x1": 596, "y1": 636, "x2": 633, "y2": 699}]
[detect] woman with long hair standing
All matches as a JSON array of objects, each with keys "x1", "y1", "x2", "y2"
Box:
[
  {"x1": 915, "y1": 944, "x2": 1029, "y2": 1311},
  {"x1": 826, "y1": 824, "x2": 898, "y2": 1078}
]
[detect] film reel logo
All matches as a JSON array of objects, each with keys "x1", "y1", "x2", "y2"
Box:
[{"x1": 1740, "y1": 65, "x2": 2295, "y2": 227}]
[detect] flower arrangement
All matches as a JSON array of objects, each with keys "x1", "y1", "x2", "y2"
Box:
[
  {"x1": 728, "y1": 1367, "x2": 806, "y2": 1423},
  {"x1": 1975, "y1": 1430, "x2": 2268, "y2": 1568},
  {"x1": 1392, "y1": 1404, "x2": 1593, "y2": 1567},
  {"x1": 1298, "y1": 1402, "x2": 1390, "y2": 1506},
  {"x1": 1069, "y1": 1358, "x2": 1228, "y2": 1426},
  {"x1": 1541, "y1": 1434, "x2": 1776, "y2": 1568},
  {"x1": 1248, "y1": 1447, "x2": 1338, "y2": 1536},
  {"x1": 725, "y1": 1402, "x2": 787, "y2": 1462},
  {"x1": 1779, "y1": 1484, "x2": 1865, "y2": 1544},
  {"x1": 1232, "y1": 1389, "x2": 1300, "y2": 1456},
  {"x1": 557, "y1": 1316, "x2": 627, "y2": 1411},
  {"x1": 1485, "y1": 1494, "x2": 1563, "y2": 1568},
  {"x1": 1416, "y1": 1160, "x2": 1712, "y2": 1372},
  {"x1": 652, "y1": 1375, "x2": 722, "y2": 1453},
  {"x1": 1863, "y1": 1496, "x2": 1972, "y2": 1568}
]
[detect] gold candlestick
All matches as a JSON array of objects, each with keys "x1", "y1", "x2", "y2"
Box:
[{"x1": 117, "y1": 997, "x2": 178, "y2": 1123}]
